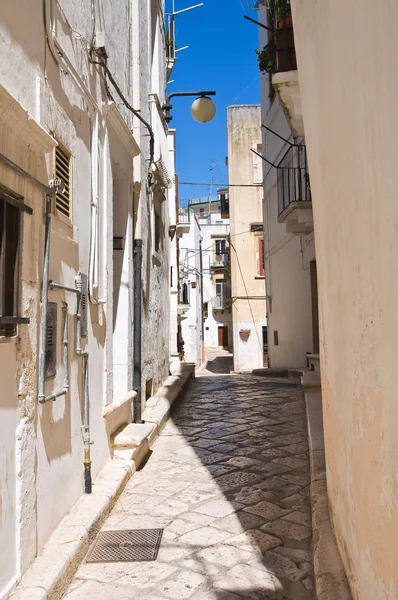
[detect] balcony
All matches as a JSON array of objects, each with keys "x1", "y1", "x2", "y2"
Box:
[
  {"x1": 177, "y1": 281, "x2": 190, "y2": 315},
  {"x1": 211, "y1": 251, "x2": 230, "y2": 269},
  {"x1": 214, "y1": 282, "x2": 231, "y2": 311},
  {"x1": 277, "y1": 144, "x2": 313, "y2": 235},
  {"x1": 176, "y1": 211, "x2": 190, "y2": 237},
  {"x1": 258, "y1": 1, "x2": 304, "y2": 136},
  {"x1": 219, "y1": 189, "x2": 229, "y2": 219}
]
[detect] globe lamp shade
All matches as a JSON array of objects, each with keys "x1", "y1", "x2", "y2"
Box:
[{"x1": 191, "y1": 96, "x2": 216, "y2": 123}]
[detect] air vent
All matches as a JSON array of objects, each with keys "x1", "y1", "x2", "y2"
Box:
[
  {"x1": 54, "y1": 145, "x2": 71, "y2": 220},
  {"x1": 45, "y1": 302, "x2": 57, "y2": 378}
]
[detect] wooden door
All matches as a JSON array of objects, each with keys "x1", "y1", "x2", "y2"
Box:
[
  {"x1": 223, "y1": 326, "x2": 229, "y2": 347},
  {"x1": 218, "y1": 326, "x2": 224, "y2": 347}
]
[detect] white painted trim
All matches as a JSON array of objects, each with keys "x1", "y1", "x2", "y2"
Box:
[{"x1": 106, "y1": 102, "x2": 141, "y2": 158}]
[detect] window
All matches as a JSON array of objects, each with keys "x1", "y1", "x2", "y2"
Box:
[
  {"x1": 259, "y1": 238, "x2": 265, "y2": 276},
  {"x1": 180, "y1": 281, "x2": 190, "y2": 305},
  {"x1": 214, "y1": 239, "x2": 229, "y2": 266},
  {"x1": 215, "y1": 239, "x2": 226, "y2": 255},
  {"x1": 203, "y1": 302, "x2": 208, "y2": 319},
  {"x1": 199, "y1": 208, "x2": 205, "y2": 216},
  {"x1": 0, "y1": 187, "x2": 31, "y2": 336},
  {"x1": 54, "y1": 144, "x2": 72, "y2": 221},
  {"x1": 215, "y1": 281, "x2": 231, "y2": 309}
]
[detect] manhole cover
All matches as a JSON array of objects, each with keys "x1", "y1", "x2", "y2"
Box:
[{"x1": 85, "y1": 529, "x2": 164, "y2": 563}]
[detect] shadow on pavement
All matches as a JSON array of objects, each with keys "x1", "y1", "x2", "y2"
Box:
[{"x1": 205, "y1": 356, "x2": 234, "y2": 374}]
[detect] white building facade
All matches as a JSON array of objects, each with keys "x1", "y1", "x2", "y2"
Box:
[
  {"x1": 0, "y1": 1, "x2": 172, "y2": 596},
  {"x1": 190, "y1": 196, "x2": 232, "y2": 350},
  {"x1": 258, "y1": 1, "x2": 317, "y2": 369},
  {"x1": 178, "y1": 215, "x2": 202, "y2": 365},
  {"x1": 227, "y1": 105, "x2": 267, "y2": 372}
]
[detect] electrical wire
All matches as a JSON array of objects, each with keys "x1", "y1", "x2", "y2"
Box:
[
  {"x1": 178, "y1": 182, "x2": 262, "y2": 187},
  {"x1": 90, "y1": 49, "x2": 155, "y2": 175}
]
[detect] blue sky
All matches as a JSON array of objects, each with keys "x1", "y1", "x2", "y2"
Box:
[{"x1": 166, "y1": 0, "x2": 261, "y2": 206}]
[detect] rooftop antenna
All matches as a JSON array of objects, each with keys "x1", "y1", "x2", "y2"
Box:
[
  {"x1": 206, "y1": 159, "x2": 216, "y2": 214},
  {"x1": 166, "y1": 2, "x2": 204, "y2": 80}
]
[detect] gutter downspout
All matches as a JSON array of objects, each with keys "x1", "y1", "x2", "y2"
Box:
[
  {"x1": 133, "y1": 239, "x2": 143, "y2": 423},
  {"x1": 83, "y1": 354, "x2": 91, "y2": 493},
  {"x1": 76, "y1": 273, "x2": 92, "y2": 492},
  {"x1": 132, "y1": 0, "x2": 143, "y2": 424}
]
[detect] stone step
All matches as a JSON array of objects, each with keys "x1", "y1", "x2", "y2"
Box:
[
  {"x1": 252, "y1": 367, "x2": 304, "y2": 381},
  {"x1": 112, "y1": 422, "x2": 157, "y2": 449}
]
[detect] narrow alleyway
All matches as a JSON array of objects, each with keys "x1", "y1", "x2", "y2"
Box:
[{"x1": 64, "y1": 369, "x2": 314, "y2": 600}]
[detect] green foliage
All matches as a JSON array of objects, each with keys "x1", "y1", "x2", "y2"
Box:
[
  {"x1": 255, "y1": 41, "x2": 275, "y2": 74},
  {"x1": 273, "y1": 0, "x2": 291, "y2": 22}
]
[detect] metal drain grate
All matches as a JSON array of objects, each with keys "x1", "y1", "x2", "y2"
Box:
[{"x1": 85, "y1": 529, "x2": 164, "y2": 563}]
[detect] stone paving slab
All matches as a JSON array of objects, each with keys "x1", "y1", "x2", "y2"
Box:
[{"x1": 62, "y1": 373, "x2": 315, "y2": 600}]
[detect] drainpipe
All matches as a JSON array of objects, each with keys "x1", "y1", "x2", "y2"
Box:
[
  {"x1": 133, "y1": 239, "x2": 143, "y2": 423},
  {"x1": 38, "y1": 194, "x2": 53, "y2": 404},
  {"x1": 75, "y1": 274, "x2": 92, "y2": 492},
  {"x1": 83, "y1": 354, "x2": 92, "y2": 493}
]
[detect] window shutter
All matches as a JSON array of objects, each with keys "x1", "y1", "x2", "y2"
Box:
[{"x1": 54, "y1": 145, "x2": 71, "y2": 220}]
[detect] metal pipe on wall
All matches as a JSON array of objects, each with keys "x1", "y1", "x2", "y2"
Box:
[
  {"x1": 133, "y1": 239, "x2": 143, "y2": 423},
  {"x1": 83, "y1": 354, "x2": 92, "y2": 493},
  {"x1": 38, "y1": 194, "x2": 53, "y2": 403}
]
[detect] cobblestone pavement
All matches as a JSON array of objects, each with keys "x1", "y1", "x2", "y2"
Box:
[{"x1": 63, "y1": 372, "x2": 314, "y2": 600}]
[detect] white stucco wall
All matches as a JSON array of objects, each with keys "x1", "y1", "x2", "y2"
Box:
[
  {"x1": 262, "y1": 98, "x2": 315, "y2": 367},
  {"x1": 0, "y1": 0, "x2": 169, "y2": 595},
  {"x1": 179, "y1": 218, "x2": 202, "y2": 365},
  {"x1": 227, "y1": 105, "x2": 267, "y2": 372},
  {"x1": 291, "y1": 0, "x2": 398, "y2": 597}
]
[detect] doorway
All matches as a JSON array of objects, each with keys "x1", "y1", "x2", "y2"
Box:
[{"x1": 218, "y1": 326, "x2": 229, "y2": 348}]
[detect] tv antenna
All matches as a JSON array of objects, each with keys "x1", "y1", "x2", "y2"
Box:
[{"x1": 166, "y1": 2, "x2": 204, "y2": 79}]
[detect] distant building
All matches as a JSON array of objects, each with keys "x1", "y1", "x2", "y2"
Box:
[
  {"x1": 191, "y1": 193, "x2": 232, "y2": 350},
  {"x1": 227, "y1": 105, "x2": 267, "y2": 371}
]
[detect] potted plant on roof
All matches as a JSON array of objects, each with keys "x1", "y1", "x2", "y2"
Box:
[
  {"x1": 273, "y1": 0, "x2": 296, "y2": 71},
  {"x1": 255, "y1": 40, "x2": 276, "y2": 74}
]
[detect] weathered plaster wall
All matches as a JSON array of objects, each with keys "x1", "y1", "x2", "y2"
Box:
[
  {"x1": 262, "y1": 98, "x2": 314, "y2": 367},
  {"x1": 0, "y1": 0, "x2": 169, "y2": 596},
  {"x1": 227, "y1": 105, "x2": 267, "y2": 371},
  {"x1": 136, "y1": 0, "x2": 170, "y2": 400},
  {"x1": 292, "y1": 0, "x2": 398, "y2": 597}
]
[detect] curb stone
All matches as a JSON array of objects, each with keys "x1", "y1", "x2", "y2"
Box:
[
  {"x1": 302, "y1": 373, "x2": 352, "y2": 600},
  {"x1": 10, "y1": 363, "x2": 194, "y2": 600}
]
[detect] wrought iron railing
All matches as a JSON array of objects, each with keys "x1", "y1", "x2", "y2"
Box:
[{"x1": 277, "y1": 144, "x2": 311, "y2": 215}]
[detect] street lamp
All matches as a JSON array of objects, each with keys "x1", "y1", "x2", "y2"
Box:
[{"x1": 163, "y1": 91, "x2": 216, "y2": 124}]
